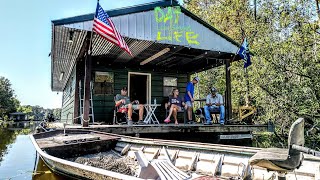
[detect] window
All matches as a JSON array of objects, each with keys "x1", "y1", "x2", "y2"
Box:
[
  {"x1": 163, "y1": 77, "x2": 177, "y2": 96},
  {"x1": 94, "y1": 72, "x2": 114, "y2": 95}
]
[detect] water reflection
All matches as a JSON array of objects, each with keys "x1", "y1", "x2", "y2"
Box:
[
  {"x1": 32, "y1": 157, "x2": 66, "y2": 180},
  {"x1": 0, "y1": 121, "x2": 66, "y2": 180},
  {"x1": 0, "y1": 127, "x2": 30, "y2": 164}
]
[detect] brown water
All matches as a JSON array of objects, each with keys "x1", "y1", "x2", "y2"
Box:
[{"x1": 0, "y1": 123, "x2": 65, "y2": 180}]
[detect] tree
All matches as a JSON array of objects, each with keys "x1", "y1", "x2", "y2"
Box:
[
  {"x1": 53, "y1": 108, "x2": 61, "y2": 120},
  {"x1": 184, "y1": 0, "x2": 320, "y2": 148},
  {"x1": 0, "y1": 76, "x2": 19, "y2": 119}
]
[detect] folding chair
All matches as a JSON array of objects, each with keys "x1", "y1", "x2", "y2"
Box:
[
  {"x1": 195, "y1": 107, "x2": 220, "y2": 124},
  {"x1": 113, "y1": 96, "x2": 128, "y2": 125},
  {"x1": 113, "y1": 96, "x2": 139, "y2": 125},
  {"x1": 164, "y1": 96, "x2": 186, "y2": 123},
  {"x1": 113, "y1": 106, "x2": 128, "y2": 125}
]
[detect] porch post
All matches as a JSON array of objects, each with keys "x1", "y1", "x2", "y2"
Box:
[
  {"x1": 73, "y1": 63, "x2": 80, "y2": 124},
  {"x1": 225, "y1": 59, "x2": 232, "y2": 121},
  {"x1": 83, "y1": 54, "x2": 92, "y2": 127}
]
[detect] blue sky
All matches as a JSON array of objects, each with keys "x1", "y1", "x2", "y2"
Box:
[{"x1": 0, "y1": 0, "x2": 182, "y2": 108}]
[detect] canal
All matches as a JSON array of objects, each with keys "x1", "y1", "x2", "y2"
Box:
[{"x1": 0, "y1": 122, "x2": 65, "y2": 180}]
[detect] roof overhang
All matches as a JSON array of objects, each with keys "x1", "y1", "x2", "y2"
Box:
[{"x1": 51, "y1": 0, "x2": 242, "y2": 91}]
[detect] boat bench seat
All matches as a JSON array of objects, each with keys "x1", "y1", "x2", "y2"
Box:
[
  {"x1": 135, "y1": 149, "x2": 191, "y2": 180},
  {"x1": 151, "y1": 159, "x2": 190, "y2": 180}
]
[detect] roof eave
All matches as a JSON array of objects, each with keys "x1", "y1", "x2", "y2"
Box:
[
  {"x1": 51, "y1": 23, "x2": 55, "y2": 91},
  {"x1": 51, "y1": 1, "x2": 243, "y2": 51},
  {"x1": 52, "y1": 1, "x2": 178, "y2": 26}
]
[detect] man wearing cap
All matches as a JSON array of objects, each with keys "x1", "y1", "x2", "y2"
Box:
[
  {"x1": 115, "y1": 87, "x2": 144, "y2": 125},
  {"x1": 184, "y1": 77, "x2": 199, "y2": 123},
  {"x1": 203, "y1": 87, "x2": 225, "y2": 125}
]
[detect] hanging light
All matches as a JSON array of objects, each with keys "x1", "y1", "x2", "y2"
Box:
[
  {"x1": 59, "y1": 72, "x2": 64, "y2": 81},
  {"x1": 69, "y1": 30, "x2": 74, "y2": 43}
]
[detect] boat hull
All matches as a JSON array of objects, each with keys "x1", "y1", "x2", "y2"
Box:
[{"x1": 31, "y1": 130, "x2": 320, "y2": 180}]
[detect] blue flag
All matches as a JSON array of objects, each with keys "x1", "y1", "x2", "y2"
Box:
[{"x1": 237, "y1": 38, "x2": 251, "y2": 68}]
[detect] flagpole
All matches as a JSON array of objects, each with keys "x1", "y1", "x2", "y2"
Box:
[
  {"x1": 229, "y1": 37, "x2": 245, "y2": 70},
  {"x1": 235, "y1": 37, "x2": 250, "y2": 107},
  {"x1": 88, "y1": 30, "x2": 94, "y2": 55},
  {"x1": 88, "y1": 0, "x2": 98, "y2": 55}
]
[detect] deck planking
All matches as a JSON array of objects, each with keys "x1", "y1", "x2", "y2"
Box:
[{"x1": 59, "y1": 123, "x2": 271, "y2": 135}]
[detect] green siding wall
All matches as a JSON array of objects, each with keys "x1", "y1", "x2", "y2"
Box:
[
  {"x1": 91, "y1": 68, "x2": 188, "y2": 124},
  {"x1": 61, "y1": 67, "x2": 76, "y2": 123}
]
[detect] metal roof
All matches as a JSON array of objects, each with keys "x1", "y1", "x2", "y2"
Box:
[
  {"x1": 51, "y1": 0, "x2": 242, "y2": 91},
  {"x1": 52, "y1": 0, "x2": 240, "y2": 48},
  {"x1": 51, "y1": 26, "x2": 87, "y2": 91}
]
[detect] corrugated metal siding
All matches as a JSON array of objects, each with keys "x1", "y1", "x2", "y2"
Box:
[
  {"x1": 52, "y1": 26, "x2": 87, "y2": 91},
  {"x1": 63, "y1": 7, "x2": 238, "y2": 53},
  {"x1": 116, "y1": 39, "x2": 154, "y2": 62}
]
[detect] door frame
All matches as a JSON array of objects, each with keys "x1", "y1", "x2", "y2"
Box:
[{"x1": 128, "y1": 72, "x2": 151, "y2": 104}]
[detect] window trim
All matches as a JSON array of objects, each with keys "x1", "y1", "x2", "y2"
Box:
[
  {"x1": 163, "y1": 76, "x2": 178, "y2": 97},
  {"x1": 93, "y1": 71, "x2": 114, "y2": 95}
]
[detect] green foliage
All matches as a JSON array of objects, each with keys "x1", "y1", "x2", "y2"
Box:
[
  {"x1": 185, "y1": 0, "x2": 320, "y2": 148},
  {"x1": 253, "y1": 132, "x2": 285, "y2": 148},
  {"x1": 0, "y1": 76, "x2": 19, "y2": 118},
  {"x1": 17, "y1": 105, "x2": 61, "y2": 121},
  {"x1": 0, "y1": 76, "x2": 61, "y2": 121}
]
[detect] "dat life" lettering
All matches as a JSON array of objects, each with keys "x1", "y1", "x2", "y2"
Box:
[{"x1": 154, "y1": 6, "x2": 200, "y2": 45}]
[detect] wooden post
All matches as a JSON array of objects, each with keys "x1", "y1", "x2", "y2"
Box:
[
  {"x1": 225, "y1": 59, "x2": 232, "y2": 120},
  {"x1": 73, "y1": 63, "x2": 80, "y2": 124},
  {"x1": 244, "y1": 68, "x2": 250, "y2": 106},
  {"x1": 82, "y1": 54, "x2": 92, "y2": 127}
]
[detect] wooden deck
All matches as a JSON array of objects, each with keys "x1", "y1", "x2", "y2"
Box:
[{"x1": 49, "y1": 123, "x2": 273, "y2": 136}]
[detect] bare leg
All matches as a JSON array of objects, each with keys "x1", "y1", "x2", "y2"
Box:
[
  {"x1": 127, "y1": 104, "x2": 132, "y2": 120},
  {"x1": 138, "y1": 104, "x2": 144, "y2": 120},
  {"x1": 173, "y1": 106, "x2": 178, "y2": 124},
  {"x1": 166, "y1": 105, "x2": 175, "y2": 120},
  {"x1": 188, "y1": 107, "x2": 193, "y2": 121}
]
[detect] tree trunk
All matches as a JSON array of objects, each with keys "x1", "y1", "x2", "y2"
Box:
[{"x1": 316, "y1": 0, "x2": 320, "y2": 25}]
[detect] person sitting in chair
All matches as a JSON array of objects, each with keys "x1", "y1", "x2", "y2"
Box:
[
  {"x1": 204, "y1": 87, "x2": 225, "y2": 125},
  {"x1": 115, "y1": 87, "x2": 144, "y2": 125},
  {"x1": 164, "y1": 88, "x2": 186, "y2": 125}
]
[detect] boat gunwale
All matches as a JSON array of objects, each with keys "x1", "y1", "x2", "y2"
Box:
[
  {"x1": 92, "y1": 131, "x2": 320, "y2": 161},
  {"x1": 31, "y1": 129, "x2": 320, "y2": 179},
  {"x1": 36, "y1": 129, "x2": 320, "y2": 161},
  {"x1": 38, "y1": 156, "x2": 86, "y2": 180},
  {"x1": 30, "y1": 133, "x2": 143, "y2": 180}
]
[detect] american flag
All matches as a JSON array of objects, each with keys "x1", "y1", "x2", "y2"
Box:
[{"x1": 93, "y1": 3, "x2": 132, "y2": 56}]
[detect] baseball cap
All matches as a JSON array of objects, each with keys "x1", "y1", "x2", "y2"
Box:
[
  {"x1": 211, "y1": 87, "x2": 217, "y2": 92},
  {"x1": 122, "y1": 87, "x2": 128, "y2": 91},
  {"x1": 193, "y1": 77, "x2": 200, "y2": 82}
]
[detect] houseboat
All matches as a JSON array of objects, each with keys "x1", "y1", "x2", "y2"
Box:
[{"x1": 49, "y1": 0, "x2": 270, "y2": 137}]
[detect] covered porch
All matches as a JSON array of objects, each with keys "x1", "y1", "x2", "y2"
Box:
[{"x1": 50, "y1": 0, "x2": 243, "y2": 125}]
